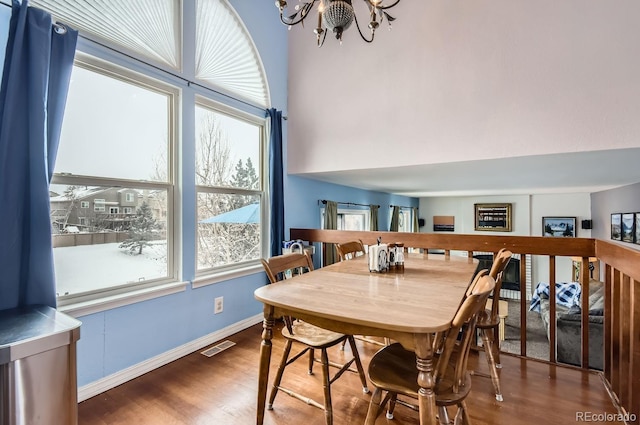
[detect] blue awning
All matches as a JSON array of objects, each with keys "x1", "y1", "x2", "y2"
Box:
[{"x1": 200, "y1": 203, "x2": 260, "y2": 224}]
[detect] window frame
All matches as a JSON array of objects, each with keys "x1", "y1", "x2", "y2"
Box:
[
  {"x1": 193, "y1": 96, "x2": 268, "y2": 284},
  {"x1": 52, "y1": 54, "x2": 180, "y2": 308}
]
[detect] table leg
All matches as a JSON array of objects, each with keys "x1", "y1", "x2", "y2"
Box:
[
  {"x1": 414, "y1": 333, "x2": 437, "y2": 425},
  {"x1": 257, "y1": 306, "x2": 275, "y2": 425}
]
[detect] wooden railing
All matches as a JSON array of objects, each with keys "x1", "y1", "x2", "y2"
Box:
[
  {"x1": 595, "y1": 239, "x2": 640, "y2": 421},
  {"x1": 289, "y1": 228, "x2": 640, "y2": 420}
]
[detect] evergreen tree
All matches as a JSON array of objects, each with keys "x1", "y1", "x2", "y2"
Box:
[
  {"x1": 230, "y1": 158, "x2": 259, "y2": 189},
  {"x1": 229, "y1": 157, "x2": 260, "y2": 208},
  {"x1": 119, "y1": 202, "x2": 160, "y2": 255}
]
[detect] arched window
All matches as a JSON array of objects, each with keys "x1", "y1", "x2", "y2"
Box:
[
  {"x1": 196, "y1": 0, "x2": 270, "y2": 107},
  {"x1": 31, "y1": 0, "x2": 270, "y2": 108}
]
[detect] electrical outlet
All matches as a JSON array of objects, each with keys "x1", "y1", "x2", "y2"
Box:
[{"x1": 214, "y1": 296, "x2": 224, "y2": 314}]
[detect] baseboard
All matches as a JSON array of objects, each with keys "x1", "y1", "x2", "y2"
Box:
[{"x1": 78, "y1": 313, "x2": 263, "y2": 402}]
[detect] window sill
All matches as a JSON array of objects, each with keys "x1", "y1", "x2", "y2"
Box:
[
  {"x1": 58, "y1": 281, "x2": 189, "y2": 318},
  {"x1": 192, "y1": 263, "x2": 264, "y2": 289}
]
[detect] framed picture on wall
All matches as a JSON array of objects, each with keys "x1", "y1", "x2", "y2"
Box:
[
  {"x1": 611, "y1": 213, "x2": 622, "y2": 241},
  {"x1": 433, "y1": 215, "x2": 455, "y2": 232},
  {"x1": 542, "y1": 216, "x2": 576, "y2": 237},
  {"x1": 622, "y1": 213, "x2": 635, "y2": 243},
  {"x1": 474, "y1": 203, "x2": 512, "y2": 232},
  {"x1": 635, "y1": 213, "x2": 640, "y2": 245}
]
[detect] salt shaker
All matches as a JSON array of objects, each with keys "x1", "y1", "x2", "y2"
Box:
[{"x1": 395, "y1": 243, "x2": 405, "y2": 270}]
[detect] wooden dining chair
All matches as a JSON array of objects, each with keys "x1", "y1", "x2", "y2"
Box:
[
  {"x1": 336, "y1": 240, "x2": 389, "y2": 348},
  {"x1": 365, "y1": 270, "x2": 495, "y2": 425},
  {"x1": 474, "y1": 248, "x2": 512, "y2": 401},
  {"x1": 260, "y1": 251, "x2": 369, "y2": 425},
  {"x1": 336, "y1": 240, "x2": 365, "y2": 261}
]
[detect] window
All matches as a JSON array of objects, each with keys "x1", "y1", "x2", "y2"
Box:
[
  {"x1": 339, "y1": 211, "x2": 369, "y2": 231},
  {"x1": 93, "y1": 199, "x2": 105, "y2": 212},
  {"x1": 41, "y1": 1, "x2": 271, "y2": 307},
  {"x1": 51, "y1": 57, "x2": 176, "y2": 302},
  {"x1": 195, "y1": 100, "x2": 265, "y2": 274},
  {"x1": 321, "y1": 208, "x2": 370, "y2": 231},
  {"x1": 397, "y1": 209, "x2": 414, "y2": 233}
]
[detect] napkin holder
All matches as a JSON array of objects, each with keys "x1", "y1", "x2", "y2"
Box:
[{"x1": 369, "y1": 243, "x2": 389, "y2": 272}]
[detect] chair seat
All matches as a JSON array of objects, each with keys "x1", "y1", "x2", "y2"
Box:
[
  {"x1": 282, "y1": 320, "x2": 347, "y2": 348},
  {"x1": 368, "y1": 343, "x2": 472, "y2": 404},
  {"x1": 476, "y1": 309, "x2": 500, "y2": 328}
]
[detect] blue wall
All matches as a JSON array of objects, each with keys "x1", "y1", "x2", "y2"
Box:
[{"x1": 286, "y1": 175, "x2": 417, "y2": 233}]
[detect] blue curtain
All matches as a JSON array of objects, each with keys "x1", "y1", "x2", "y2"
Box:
[
  {"x1": 267, "y1": 108, "x2": 284, "y2": 257},
  {"x1": 0, "y1": 0, "x2": 78, "y2": 310}
]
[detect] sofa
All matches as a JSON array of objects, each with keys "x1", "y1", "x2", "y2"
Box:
[{"x1": 538, "y1": 278, "x2": 604, "y2": 370}]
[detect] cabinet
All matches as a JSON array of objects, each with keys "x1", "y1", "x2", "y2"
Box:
[{"x1": 0, "y1": 305, "x2": 81, "y2": 425}]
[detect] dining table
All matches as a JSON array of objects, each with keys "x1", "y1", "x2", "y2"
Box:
[{"x1": 254, "y1": 251, "x2": 479, "y2": 425}]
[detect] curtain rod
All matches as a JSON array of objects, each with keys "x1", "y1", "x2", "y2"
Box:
[
  {"x1": 390, "y1": 204, "x2": 414, "y2": 209},
  {"x1": 319, "y1": 200, "x2": 380, "y2": 208}
]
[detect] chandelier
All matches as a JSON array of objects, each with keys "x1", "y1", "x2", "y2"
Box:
[{"x1": 275, "y1": 0, "x2": 401, "y2": 47}]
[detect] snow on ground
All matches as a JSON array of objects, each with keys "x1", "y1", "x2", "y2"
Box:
[{"x1": 53, "y1": 242, "x2": 167, "y2": 296}]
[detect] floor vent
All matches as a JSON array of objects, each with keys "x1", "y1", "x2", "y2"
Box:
[{"x1": 201, "y1": 340, "x2": 236, "y2": 357}]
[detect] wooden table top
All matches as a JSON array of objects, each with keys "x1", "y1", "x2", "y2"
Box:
[{"x1": 254, "y1": 253, "x2": 478, "y2": 334}]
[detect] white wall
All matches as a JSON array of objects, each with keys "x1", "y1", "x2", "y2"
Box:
[
  {"x1": 288, "y1": 0, "x2": 640, "y2": 175},
  {"x1": 419, "y1": 192, "x2": 592, "y2": 291},
  {"x1": 591, "y1": 182, "x2": 640, "y2": 252}
]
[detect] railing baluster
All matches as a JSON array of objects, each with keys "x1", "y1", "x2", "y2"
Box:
[
  {"x1": 549, "y1": 256, "x2": 557, "y2": 364},
  {"x1": 519, "y1": 254, "x2": 527, "y2": 357},
  {"x1": 581, "y1": 257, "x2": 590, "y2": 369}
]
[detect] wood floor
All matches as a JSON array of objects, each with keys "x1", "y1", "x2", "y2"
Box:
[{"x1": 78, "y1": 322, "x2": 619, "y2": 425}]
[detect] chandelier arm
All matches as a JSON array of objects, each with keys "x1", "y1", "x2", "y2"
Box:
[
  {"x1": 364, "y1": 0, "x2": 401, "y2": 11},
  {"x1": 317, "y1": 29, "x2": 328, "y2": 47},
  {"x1": 353, "y1": 12, "x2": 375, "y2": 43},
  {"x1": 279, "y1": 0, "x2": 320, "y2": 27}
]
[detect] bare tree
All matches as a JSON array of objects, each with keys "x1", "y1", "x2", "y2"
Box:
[
  {"x1": 61, "y1": 185, "x2": 79, "y2": 230},
  {"x1": 196, "y1": 113, "x2": 231, "y2": 187}
]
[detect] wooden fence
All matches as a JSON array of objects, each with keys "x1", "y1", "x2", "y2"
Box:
[{"x1": 52, "y1": 231, "x2": 130, "y2": 248}]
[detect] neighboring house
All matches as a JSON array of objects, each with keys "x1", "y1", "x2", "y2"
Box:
[{"x1": 50, "y1": 187, "x2": 164, "y2": 233}]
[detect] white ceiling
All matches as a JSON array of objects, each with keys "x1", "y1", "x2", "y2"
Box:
[
  {"x1": 294, "y1": 148, "x2": 640, "y2": 198},
  {"x1": 286, "y1": 2, "x2": 640, "y2": 200}
]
